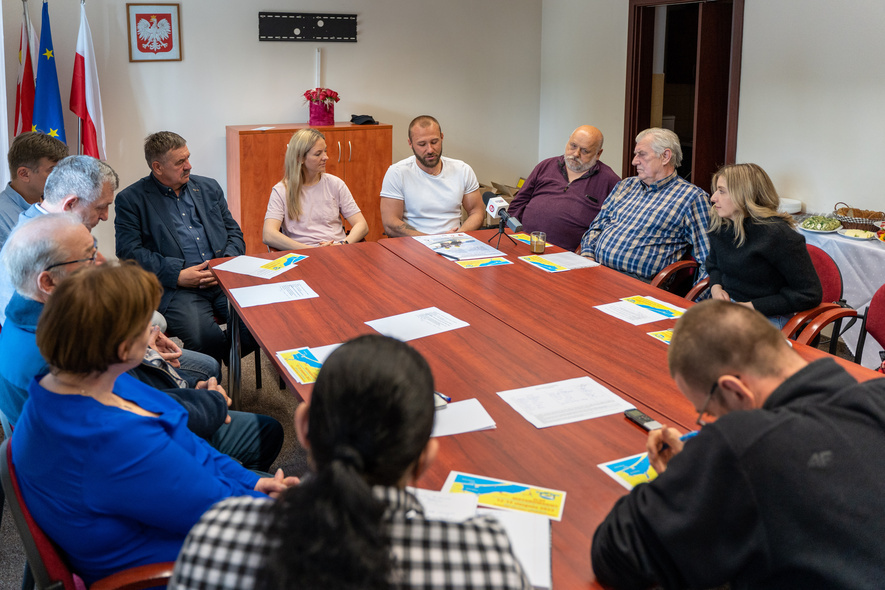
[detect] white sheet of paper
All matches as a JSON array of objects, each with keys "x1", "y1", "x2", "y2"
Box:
[
  {"x1": 310, "y1": 343, "x2": 342, "y2": 364},
  {"x1": 539, "y1": 251, "x2": 600, "y2": 270},
  {"x1": 478, "y1": 508, "x2": 552, "y2": 590},
  {"x1": 594, "y1": 300, "x2": 670, "y2": 325},
  {"x1": 229, "y1": 280, "x2": 319, "y2": 308},
  {"x1": 432, "y1": 398, "x2": 496, "y2": 437},
  {"x1": 214, "y1": 255, "x2": 295, "y2": 280},
  {"x1": 408, "y1": 487, "x2": 479, "y2": 522},
  {"x1": 365, "y1": 307, "x2": 469, "y2": 341},
  {"x1": 497, "y1": 376, "x2": 634, "y2": 429}
]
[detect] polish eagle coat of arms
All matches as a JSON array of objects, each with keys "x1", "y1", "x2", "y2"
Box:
[{"x1": 136, "y1": 14, "x2": 173, "y2": 54}]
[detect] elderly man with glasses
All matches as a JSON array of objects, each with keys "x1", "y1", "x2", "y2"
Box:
[{"x1": 591, "y1": 299, "x2": 885, "y2": 590}]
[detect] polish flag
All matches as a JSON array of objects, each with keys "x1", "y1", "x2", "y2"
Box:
[
  {"x1": 14, "y1": 2, "x2": 38, "y2": 137},
  {"x1": 70, "y1": 2, "x2": 106, "y2": 159}
]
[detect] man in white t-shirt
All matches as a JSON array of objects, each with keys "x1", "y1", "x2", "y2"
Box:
[{"x1": 380, "y1": 116, "x2": 485, "y2": 236}]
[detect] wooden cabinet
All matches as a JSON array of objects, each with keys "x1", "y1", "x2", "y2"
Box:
[{"x1": 226, "y1": 122, "x2": 393, "y2": 254}]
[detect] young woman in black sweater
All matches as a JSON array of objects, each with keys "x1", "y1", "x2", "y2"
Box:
[{"x1": 707, "y1": 163, "x2": 822, "y2": 328}]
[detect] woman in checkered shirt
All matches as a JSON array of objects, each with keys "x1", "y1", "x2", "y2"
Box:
[{"x1": 170, "y1": 334, "x2": 532, "y2": 590}]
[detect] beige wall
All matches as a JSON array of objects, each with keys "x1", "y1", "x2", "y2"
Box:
[
  {"x1": 538, "y1": 1, "x2": 628, "y2": 176},
  {"x1": 736, "y1": 0, "x2": 885, "y2": 212},
  {"x1": 2, "y1": 0, "x2": 543, "y2": 253}
]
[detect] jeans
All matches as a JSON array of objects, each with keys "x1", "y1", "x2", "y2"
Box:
[
  {"x1": 176, "y1": 348, "x2": 222, "y2": 388},
  {"x1": 211, "y1": 411, "x2": 284, "y2": 473}
]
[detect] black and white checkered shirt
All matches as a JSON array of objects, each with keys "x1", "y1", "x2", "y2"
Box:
[{"x1": 169, "y1": 486, "x2": 533, "y2": 589}]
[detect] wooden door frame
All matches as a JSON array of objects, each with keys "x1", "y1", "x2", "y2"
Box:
[{"x1": 622, "y1": 0, "x2": 744, "y2": 179}]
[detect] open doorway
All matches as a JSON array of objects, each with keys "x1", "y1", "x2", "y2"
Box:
[{"x1": 623, "y1": 0, "x2": 744, "y2": 190}]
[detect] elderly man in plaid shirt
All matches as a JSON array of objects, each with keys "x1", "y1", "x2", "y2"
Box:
[{"x1": 580, "y1": 128, "x2": 710, "y2": 283}]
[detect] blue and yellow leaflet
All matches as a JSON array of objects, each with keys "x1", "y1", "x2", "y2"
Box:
[
  {"x1": 455, "y1": 257, "x2": 512, "y2": 269},
  {"x1": 442, "y1": 471, "x2": 566, "y2": 520},
  {"x1": 260, "y1": 253, "x2": 307, "y2": 271},
  {"x1": 598, "y1": 452, "x2": 659, "y2": 490},
  {"x1": 518, "y1": 255, "x2": 569, "y2": 273},
  {"x1": 278, "y1": 347, "x2": 322, "y2": 384},
  {"x1": 647, "y1": 329, "x2": 673, "y2": 345},
  {"x1": 621, "y1": 295, "x2": 684, "y2": 318}
]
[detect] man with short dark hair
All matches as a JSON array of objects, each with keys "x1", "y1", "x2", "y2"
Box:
[
  {"x1": 591, "y1": 299, "x2": 885, "y2": 590},
  {"x1": 115, "y1": 131, "x2": 254, "y2": 362},
  {"x1": 380, "y1": 116, "x2": 485, "y2": 237},
  {"x1": 0, "y1": 131, "x2": 69, "y2": 245},
  {"x1": 508, "y1": 125, "x2": 620, "y2": 251},
  {"x1": 580, "y1": 128, "x2": 710, "y2": 282}
]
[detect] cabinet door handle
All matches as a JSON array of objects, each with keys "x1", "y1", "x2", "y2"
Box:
[
  {"x1": 337, "y1": 141, "x2": 341, "y2": 163},
  {"x1": 348, "y1": 140, "x2": 353, "y2": 162}
]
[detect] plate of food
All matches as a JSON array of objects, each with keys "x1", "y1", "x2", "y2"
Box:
[
  {"x1": 837, "y1": 228, "x2": 877, "y2": 240},
  {"x1": 799, "y1": 216, "x2": 842, "y2": 233}
]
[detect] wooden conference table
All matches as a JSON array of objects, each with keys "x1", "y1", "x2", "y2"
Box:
[{"x1": 212, "y1": 230, "x2": 880, "y2": 589}]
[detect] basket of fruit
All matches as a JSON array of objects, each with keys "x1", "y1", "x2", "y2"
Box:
[{"x1": 832, "y1": 202, "x2": 885, "y2": 231}]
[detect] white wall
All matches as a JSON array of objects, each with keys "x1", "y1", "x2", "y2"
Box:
[
  {"x1": 737, "y1": 0, "x2": 885, "y2": 213},
  {"x1": 538, "y1": 1, "x2": 628, "y2": 174},
  {"x1": 3, "y1": 0, "x2": 543, "y2": 253}
]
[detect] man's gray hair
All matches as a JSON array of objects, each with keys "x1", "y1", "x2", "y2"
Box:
[
  {"x1": 42, "y1": 156, "x2": 119, "y2": 207},
  {"x1": 0, "y1": 214, "x2": 84, "y2": 299},
  {"x1": 636, "y1": 128, "x2": 683, "y2": 169}
]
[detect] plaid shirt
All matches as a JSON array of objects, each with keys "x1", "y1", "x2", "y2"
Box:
[
  {"x1": 169, "y1": 487, "x2": 532, "y2": 590},
  {"x1": 579, "y1": 171, "x2": 711, "y2": 279}
]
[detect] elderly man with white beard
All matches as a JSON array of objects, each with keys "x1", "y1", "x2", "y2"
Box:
[{"x1": 507, "y1": 125, "x2": 620, "y2": 251}]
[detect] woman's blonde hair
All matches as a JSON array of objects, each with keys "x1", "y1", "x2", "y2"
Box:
[
  {"x1": 708, "y1": 163, "x2": 794, "y2": 246},
  {"x1": 282, "y1": 128, "x2": 325, "y2": 221}
]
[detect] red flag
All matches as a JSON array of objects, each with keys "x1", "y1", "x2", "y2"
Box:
[
  {"x1": 70, "y1": 2, "x2": 106, "y2": 159},
  {"x1": 14, "y1": 1, "x2": 37, "y2": 137}
]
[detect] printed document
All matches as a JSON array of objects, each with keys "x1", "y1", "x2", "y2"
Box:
[
  {"x1": 365, "y1": 307, "x2": 469, "y2": 341},
  {"x1": 497, "y1": 376, "x2": 634, "y2": 428},
  {"x1": 214, "y1": 253, "x2": 305, "y2": 279},
  {"x1": 229, "y1": 280, "x2": 319, "y2": 308}
]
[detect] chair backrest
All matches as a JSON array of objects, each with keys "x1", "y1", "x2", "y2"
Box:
[
  {"x1": 806, "y1": 244, "x2": 843, "y2": 304},
  {"x1": 0, "y1": 438, "x2": 80, "y2": 590},
  {"x1": 865, "y1": 283, "x2": 885, "y2": 349}
]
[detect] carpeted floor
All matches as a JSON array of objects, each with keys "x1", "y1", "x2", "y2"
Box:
[{"x1": 0, "y1": 349, "x2": 308, "y2": 589}]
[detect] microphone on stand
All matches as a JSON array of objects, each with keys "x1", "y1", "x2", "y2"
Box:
[{"x1": 482, "y1": 192, "x2": 524, "y2": 232}]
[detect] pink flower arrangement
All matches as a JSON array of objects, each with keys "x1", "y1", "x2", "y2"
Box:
[{"x1": 303, "y1": 87, "x2": 340, "y2": 109}]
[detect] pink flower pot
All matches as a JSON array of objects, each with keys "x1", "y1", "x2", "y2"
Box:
[{"x1": 309, "y1": 102, "x2": 335, "y2": 126}]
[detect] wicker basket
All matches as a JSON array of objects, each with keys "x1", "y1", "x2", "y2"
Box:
[{"x1": 832, "y1": 202, "x2": 884, "y2": 232}]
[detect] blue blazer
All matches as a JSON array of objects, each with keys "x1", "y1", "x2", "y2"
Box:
[{"x1": 114, "y1": 174, "x2": 245, "y2": 312}]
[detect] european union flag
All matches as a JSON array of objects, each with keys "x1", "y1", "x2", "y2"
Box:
[{"x1": 33, "y1": 1, "x2": 66, "y2": 142}]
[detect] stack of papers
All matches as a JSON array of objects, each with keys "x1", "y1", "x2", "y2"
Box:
[
  {"x1": 497, "y1": 376, "x2": 634, "y2": 429},
  {"x1": 413, "y1": 233, "x2": 506, "y2": 261},
  {"x1": 431, "y1": 399, "x2": 496, "y2": 437},
  {"x1": 442, "y1": 471, "x2": 566, "y2": 521},
  {"x1": 518, "y1": 252, "x2": 599, "y2": 272},
  {"x1": 594, "y1": 295, "x2": 686, "y2": 325}
]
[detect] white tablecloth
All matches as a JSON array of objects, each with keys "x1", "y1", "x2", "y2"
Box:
[{"x1": 801, "y1": 230, "x2": 885, "y2": 369}]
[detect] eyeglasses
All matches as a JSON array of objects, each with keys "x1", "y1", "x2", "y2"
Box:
[
  {"x1": 45, "y1": 237, "x2": 99, "y2": 271},
  {"x1": 697, "y1": 375, "x2": 739, "y2": 427},
  {"x1": 696, "y1": 381, "x2": 718, "y2": 427}
]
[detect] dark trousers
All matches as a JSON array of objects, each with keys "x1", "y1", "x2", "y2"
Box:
[{"x1": 164, "y1": 285, "x2": 257, "y2": 363}]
